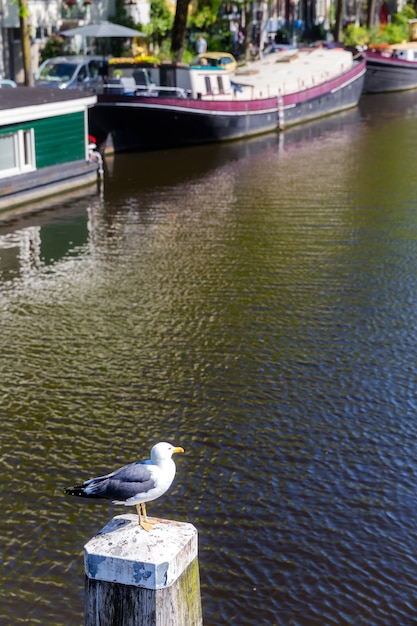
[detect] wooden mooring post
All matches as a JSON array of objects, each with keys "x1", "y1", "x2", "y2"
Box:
[{"x1": 84, "y1": 514, "x2": 203, "y2": 626}]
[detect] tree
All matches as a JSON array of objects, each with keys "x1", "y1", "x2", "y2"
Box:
[
  {"x1": 18, "y1": 0, "x2": 33, "y2": 86},
  {"x1": 171, "y1": 0, "x2": 191, "y2": 61},
  {"x1": 333, "y1": 0, "x2": 343, "y2": 42},
  {"x1": 367, "y1": 0, "x2": 376, "y2": 28}
]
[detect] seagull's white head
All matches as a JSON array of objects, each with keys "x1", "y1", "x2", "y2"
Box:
[{"x1": 151, "y1": 441, "x2": 184, "y2": 463}]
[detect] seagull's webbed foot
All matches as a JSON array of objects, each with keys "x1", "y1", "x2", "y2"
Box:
[{"x1": 140, "y1": 519, "x2": 154, "y2": 531}]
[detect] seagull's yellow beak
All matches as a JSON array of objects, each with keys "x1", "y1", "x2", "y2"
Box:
[{"x1": 173, "y1": 446, "x2": 184, "y2": 454}]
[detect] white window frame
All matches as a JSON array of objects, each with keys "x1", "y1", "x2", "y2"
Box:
[
  {"x1": 204, "y1": 76, "x2": 213, "y2": 95},
  {"x1": 0, "y1": 129, "x2": 36, "y2": 179}
]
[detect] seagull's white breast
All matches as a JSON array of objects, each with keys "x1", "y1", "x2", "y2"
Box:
[{"x1": 123, "y1": 458, "x2": 176, "y2": 506}]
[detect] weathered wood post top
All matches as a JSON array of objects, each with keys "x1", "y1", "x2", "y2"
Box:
[
  {"x1": 84, "y1": 514, "x2": 197, "y2": 588},
  {"x1": 84, "y1": 514, "x2": 203, "y2": 626}
]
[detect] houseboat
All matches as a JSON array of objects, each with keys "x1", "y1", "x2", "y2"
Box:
[
  {"x1": 0, "y1": 88, "x2": 102, "y2": 217},
  {"x1": 364, "y1": 42, "x2": 417, "y2": 93},
  {"x1": 89, "y1": 46, "x2": 366, "y2": 154}
]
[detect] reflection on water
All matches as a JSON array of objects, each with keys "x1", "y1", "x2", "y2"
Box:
[{"x1": 2, "y1": 92, "x2": 417, "y2": 625}]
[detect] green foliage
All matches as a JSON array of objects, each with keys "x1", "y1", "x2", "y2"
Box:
[
  {"x1": 142, "y1": 0, "x2": 173, "y2": 49},
  {"x1": 208, "y1": 29, "x2": 233, "y2": 51},
  {"x1": 396, "y1": 3, "x2": 416, "y2": 21},
  {"x1": 187, "y1": 0, "x2": 222, "y2": 32},
  {"x1": 328, "y1": 3, "x2": 335, "y2": 28},
  {"x1": 343, "y1": 24, "x2": 370, "y2": 46},
  {"x1": 385, "y1": 3, "x2": 416, "y2": 41},
  {"x1": 188, "y1": 6, "x2": 217, "y2": 29},
  {"x1": 373, "y1": 22, "x2": 409, "y2": 43},
  {"x1": 40, "y1": 34, "x2": 70, "y2": 62},
  {"x1": 182, "y1": 48, "x2": 195, "y2": 63},
  {"x1": 18, "y1": 3, "x2": 30, "y2": 20},
  {"x1": 155, "y1": 38, "x2": 174, "y2": 61},
  {"x1": 110, "y1": 0, "x2": 135, "y2": 28},
  {"x1": 342, "y1": 4, "x2": 417, "y2": 46}
]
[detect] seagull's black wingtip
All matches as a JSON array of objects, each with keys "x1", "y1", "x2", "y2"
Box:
[{"x1": 65, "y1": 486, "x2": 84, "y2": 497}]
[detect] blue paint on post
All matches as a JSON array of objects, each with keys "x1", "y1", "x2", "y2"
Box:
[
  {"x1": 133, "y1": 562, "x2": 152, "y2": 585},
  {"x1": 155, "y1": 562, "x2": 169, "y2": 587},
  {"x1": 87, "y1": 554, "x2": 107, "y2": 578}
]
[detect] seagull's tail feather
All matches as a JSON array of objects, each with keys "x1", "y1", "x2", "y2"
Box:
[{"x1": 65, "y1": 485, "x2": 102, "y2": 499}]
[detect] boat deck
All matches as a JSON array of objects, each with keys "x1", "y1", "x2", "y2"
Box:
[{"x1": 233, "y1": 47, "x2": 355, "y2": 99}]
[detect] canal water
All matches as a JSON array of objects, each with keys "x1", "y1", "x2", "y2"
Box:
[{"x1": 1, "y1": 91, "x2": 417, "y2": 625}]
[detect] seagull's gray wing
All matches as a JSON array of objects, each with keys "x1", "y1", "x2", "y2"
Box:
[{"x1": 69, "y1": 461, "x2": 156, "y2": 501}]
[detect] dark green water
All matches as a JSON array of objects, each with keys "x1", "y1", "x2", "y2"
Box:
[{"x1": 2, "y1": 91, "x2": 417, "y2": 625}]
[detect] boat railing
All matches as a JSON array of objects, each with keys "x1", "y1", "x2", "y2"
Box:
[
  {"x1": 136, "y1": 85, "x2": 189, "y2": 98},
  {"x1": 101, "y1": 81, "x2": 188, "y2": 99}
]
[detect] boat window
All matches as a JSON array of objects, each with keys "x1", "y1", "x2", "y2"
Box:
[
  {"x1": 22, "y1": 130, "x2": 35, "y2": 168},
  {"x1": 0, "y1": 129, "x2": 36, "y2": 179},
  {"x1": 0, "y1": 134, "x2": 16, "y2": 173},
  {"x1": 204, "y1": 76, "x2": 212, "y2": 94},
  {"x1": 217, "y1": 76, "x2": 224, "y2": 93}
]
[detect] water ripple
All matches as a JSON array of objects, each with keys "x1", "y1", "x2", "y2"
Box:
[{"x1": 2, "y1": 104, "x2": 417, "y2": 624}]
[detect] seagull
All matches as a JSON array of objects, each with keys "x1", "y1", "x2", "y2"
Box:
[{"x1": 65, "y1": 442, "x2": 184, "y2": 531}]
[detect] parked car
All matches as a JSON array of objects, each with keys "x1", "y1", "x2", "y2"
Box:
[
  {"x1": 0, "y1": 79, "x2": 17, "y2": 88},
  {"x1": 34, "y1": 56, "x2": 106, "y2": 91},
  {"x1": 191, "y1": 52, "x2": 238, "y2": 73}
]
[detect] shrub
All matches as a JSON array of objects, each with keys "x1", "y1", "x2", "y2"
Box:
[
  {"x1": 343, "y1": 24, "x2": 370, "y2": 46},
  {"x1": 40, "y1": 34, "x2": 71, "y2": 63},
  {"x1": 342, "y1": 4, "x2": 417, "y2": 46}
]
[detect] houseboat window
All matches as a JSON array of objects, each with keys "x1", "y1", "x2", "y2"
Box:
[
  {"x1": 217, "y1": 76, "x2": 224, "y2": 93},
  {"x1": 0, "y1": 134, "x2": 16, "y2": 172},
  {"x1": 21, "y1": 130, "x2": 35, "y2": 168},
  {"x1": 0, "y1": 130, "x2": 35, "y2": 179},
  {"x1": 204, "y1": 76, "x2": 212, "y2": 94}
]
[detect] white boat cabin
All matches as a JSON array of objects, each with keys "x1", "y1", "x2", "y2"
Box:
[
  {"x1": 387, "y1": 42, "x2": 417, "y2": 61},
  {"x1": 105, "y1": 61, "x2": 237, "y2": 100}
]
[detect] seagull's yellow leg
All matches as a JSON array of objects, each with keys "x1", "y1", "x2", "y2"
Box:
[
  {"x1": 141, "y1": 502, "x2": 159, "y2": 526},
  {"x1": 135, "y1": 503, "x2": 153, "y2": 532}
]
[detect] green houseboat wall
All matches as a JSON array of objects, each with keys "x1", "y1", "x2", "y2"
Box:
[
  {"x1": 0, "y1": 90, "x2": 100, "y2": 218},
  {"x1": 0, "y1": 111, "x2": 87, "y2": 168}
]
